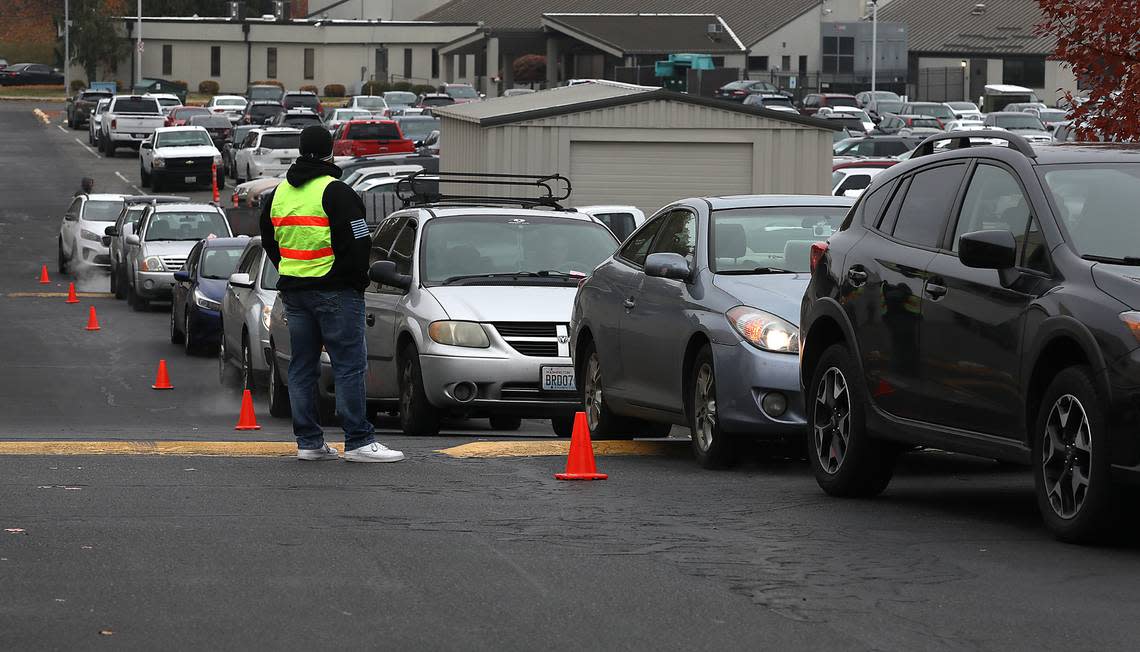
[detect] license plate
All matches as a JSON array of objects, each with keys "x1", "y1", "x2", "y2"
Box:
[
  {"x1": 134, "y1": 133, "x2": 147, "y2": 138},
  {"x1": 541, "y1": 366, "x2": 576, "y2": 392},
  {"x1": 280, "y1": 158, "x2": 292, "y2": 164},
  {"x1": 185, "y1": 176, "x2": 197, "y2": 183}
]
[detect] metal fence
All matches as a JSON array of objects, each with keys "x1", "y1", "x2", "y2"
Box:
[{"x1": 916, "y1": 68, "x2": 966, "y2": 103}]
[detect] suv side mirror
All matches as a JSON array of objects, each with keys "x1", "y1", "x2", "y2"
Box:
[
  {"x1": 959, "y1": 230, "x2": 1017, "y2": 270},
  {"x1": 368, "y1": 260, "x2": 412, "y2": 291},
  {"x1": 645, "y1": 252, "x2": 691, "y2": 281},
  {"x1": 126, "y1": 234, "x2": 140, "y2": 246},
  {"x1": 228, "y1": 272, "x2": 254, "y2": 288}
]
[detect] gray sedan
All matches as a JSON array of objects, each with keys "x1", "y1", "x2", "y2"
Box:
[{"x1": 570, "y1": 195, "x2": 854, "y2": 468}]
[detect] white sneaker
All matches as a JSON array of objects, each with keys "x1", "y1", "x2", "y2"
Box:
[
  {"x1": 297, "y1": 444, "x2": 340, "y2": 461},
  {"x1": 343, "y1": 442, "x2": 405, "y2": 463}
]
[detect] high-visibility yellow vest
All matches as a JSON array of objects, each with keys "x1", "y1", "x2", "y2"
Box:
[{"x1": 270, "y1": 175, "x2": 336, "y2": 278}]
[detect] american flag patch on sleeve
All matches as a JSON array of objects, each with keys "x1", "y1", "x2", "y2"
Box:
[{"x1": 350, "y1": 219, "x2": 370, "y2": 239}]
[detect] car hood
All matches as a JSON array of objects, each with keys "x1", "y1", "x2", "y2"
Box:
[
  {"x1": 1091, "y1": 264, "x2": 1140, "y2": 310},
  {"x1": 154, "y1": 145, "x2": 219, "y2": 158},
  {"x1": 710, "y1": 273, "x2": 811, "y2": 324},
  {"x1": 426, "y1": 286, "x2": 578, "y2": 322},
  {"x1": 197, "y1": 277, "x2": 228, "y2": 300},
  {"x1": 140, "y1": 240, "x2": 198, "y2": 256}
]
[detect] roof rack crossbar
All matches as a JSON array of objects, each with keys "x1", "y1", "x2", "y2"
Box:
[
  {"x1": 913, "y1": 130, "x2": 1037, "y2": 159},
  {"x1": 396, "y1": 171, "x2": 572, "y2": 209}
]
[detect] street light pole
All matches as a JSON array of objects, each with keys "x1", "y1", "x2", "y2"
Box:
[
  {"x1": 870, "y1": 0, "x2": 878, "y2": 94},
  {"x1": 63, "y1": 0, "x2": 69, "y2": 93},
  {"x1": 136, "y1": 0, "x2": 142, "y2": 89}
]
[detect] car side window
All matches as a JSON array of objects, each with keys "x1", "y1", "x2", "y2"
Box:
[
  {"x1": 617, "y1": 217, "x2": 665, "y2": 267},
  {"x1": 952, "y1": 164, "x2": 1028, "y2": 250},
  {"x1": 649, "y1": 210, "x2": 697, "y2": 263},
  {"x1": 236, "y1": 246, "x2": 259, "y2": 275},
  {"x1": 857, "y1": 182, "x2": 894, "y2": 226},
  {"x1": 66, "y1": 198, "x2": 81, "y2": 221},
  {"x1": 186, "y1": 243, "x2": 203, "y2": 276},
  {"x1": 390, "y1": 220, "x2": 416, "y2": 277},
  {"x1": 370, "y1": 217, "x2": 404, "y2": 261},
  {"x1": 836, "y1": 174, "x2": 871, "y2": 195},
  {"x1": 891, "y1": 164, "x2": 968, "y2": 247}
]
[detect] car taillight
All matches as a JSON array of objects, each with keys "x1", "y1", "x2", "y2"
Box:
[
  {"x1": 733, "y1": 90, "x2": 747, "y2": 95},
  {"x1": 809, "y1": 242, "x2": 828, "y2": 273},
  {"x1": 110, "y1": 119, "x2": 117, "y2": 129}
]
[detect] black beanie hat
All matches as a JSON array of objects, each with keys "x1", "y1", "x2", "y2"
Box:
[{"x1": 299, "y1": 125, "x2": 333, "y2": 160}]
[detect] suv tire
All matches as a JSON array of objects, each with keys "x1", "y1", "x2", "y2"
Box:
[
  {"x1": 140, "y1": 164, "x2": 151, "y2": 188},
  {"x1": 688, "y1": 345, "x2": 737, "y2": 469},
  {"x1": 170, "y1": 307, "x2": 183, "y2": 344},
  {"x1": 57, "y1": 236, "x2": 67, "y2": 274},
  {"x1": 1033, "y1": 365, "x2": 1120, "y2": 543},
  {"x1": 398, "y1": 344, "x2": 440, "y2": 436},
  {"x1": 113, "y1": 266, "x2": 127, "y2": 300},
  {"x1": 807, "y1": 343, "x2": 897, "y2": 497}
]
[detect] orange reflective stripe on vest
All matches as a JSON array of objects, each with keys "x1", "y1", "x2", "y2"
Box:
[{"x1": 270, "y1": 176, "x2": 336, "y2": 278}]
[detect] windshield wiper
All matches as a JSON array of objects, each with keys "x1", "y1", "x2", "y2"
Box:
[
  {"x1": 1082, "y1": 254, "x2": 1140, "y2": 266},
  {"x1": 441, "y1": 271, "x2": 582, "y2": 285},
  {"x1": 717, "y1": 267, "x2": 796, "y2": 275}
]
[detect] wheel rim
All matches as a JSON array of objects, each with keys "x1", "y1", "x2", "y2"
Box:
[
  {"x1": 813, "y1": 367, "x2": 852, "y2": 475},
  {"x1": 1042, "y1": 394, "x2": 1092, "y2": 520},
  {"x1": 693, "y1": 363, "x2": 716, "y2": 452},
  {"x1": 584, "y1": 353, "x2": 603, "y2": 432}
]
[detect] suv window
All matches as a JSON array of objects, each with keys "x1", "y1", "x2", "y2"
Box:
[
  {"x1": 858, "y1": 181, "x2": 894, "y2": 226},
  {"x1": 650, "y1": 210, "x2": 697, "y2": 261},
  {"x1": 953, "y1": 164, "x2": 1048, "y2": 272},
  {"x1": 618, "y1": 217, "x2": 665, "y2": 267},
  {"x1": 891, "y1": 164, "x2": 968, "y2": 247},
  {"x1": 390, "y1": 220, "x2": 416, "y2": 276}
]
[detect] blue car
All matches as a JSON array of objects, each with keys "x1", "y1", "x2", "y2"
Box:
[
  {"x1": 171, "y1": 237, "x2": 248, "y2": 354},
  {"x1": 570, "y1": 195, "x2": 855, "y2": 468}
]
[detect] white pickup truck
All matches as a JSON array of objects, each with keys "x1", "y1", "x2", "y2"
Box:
[
  {"x1": 100, "y1": 95, "x2": 166, "y2": 157},
  {"x1": 139, "y1": 126, "x2": 224, "y2": 192}
]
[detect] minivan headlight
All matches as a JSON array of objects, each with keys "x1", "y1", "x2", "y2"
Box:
[
  {"x1": 727, "y1": 306, "x2": 799, "y2": 354},
  {"x1": 428, "y1": 321, "x2": 489, "y2": 348}
]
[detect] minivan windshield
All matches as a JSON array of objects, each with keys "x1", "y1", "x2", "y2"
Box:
[
  {"x1": 421, "y1": 216, "x2": 618, "y2": 284},
  {"x1": 711, "y1": 207, "x2": 850, "y2": 273},
  {"x1": 1041, "y1": 165, "x2": 1140, "y2": 262},
  {"x1": 145, "y1": 211, "x2": 230, "y2": 241}
]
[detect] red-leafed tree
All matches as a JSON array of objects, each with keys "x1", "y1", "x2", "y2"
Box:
[{"x1": 1037, "y1": 0, "x2": 1140, "y2": 141}]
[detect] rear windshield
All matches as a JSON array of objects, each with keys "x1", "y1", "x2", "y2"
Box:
[
  {"x1": 81, "y1": 91, "x2": 111, "y2": 101},
  {"x1": 761, "y1": 97, "x2": 794, "y2": 108},
  {"x1": 260, "y1": 133, "x2": 299, "y2": 150},
  {"x1": 215, "y1": 98, "x2": 245, "y2": 106},
  {"x1": 825, "y1": 96, "x2": 859, "y2": 107},
  {"x1": 114, "y1": 98, "x2": 160, "y2": 114},
  {"x1": 593, "y1": 213, "x2": 637, "y2": 241},
  {"x1": 201, "y1": 247, "x2": 244, "y2": 279},
  {"x1": 874, "y1": 100, "x2": 903, "y2": 114},
  {"x1": 336, "y1": 110, "x2": 371, "y2": 121},
  {"x1": 910, "y1": 117, "x2": 943, "y2": 128},
  {"x1": 711, "y1": 207, "x2": 849, "y2": 273},
  {"x1": 910, "y1": 104, "x2": 955, "y2": 120},
  {"x1": 420, "y1": 97, "x2": 454, "y2": 107},
  {"x1": 828, "y1": 117, "x2": 866, "y2": 130},
  {"x1": 396, "y1": 118, "x2": 439, "y2": 141},
  {"x1": 384, "y1": 92, "x2": 417, "y2": 106},
  {"x1": 353, "y1": 97, "x2": 387, "y2": 110},
  {"x1": 85, "y1": 200, "x2": 125, "y2": 221},
  {"x1": 446, "y1": 86, "x2": 478, "y2": 99},
  {"x1": 189, "y1": 115, "x2": 232, "y2": 128},
  {"x1": 722, "y1": 81, "x2": 749, "y2": 90},
  {"x1": 155, "y1": 97, "x2": 181, "y2": 108},
  {"x1": 284, "y1": 95, "x2": 319, "y2": 109},
  {"x1": 249, "y1": 87, "x2": 284, "y2": 101},
  {"x1": 250, "y1": 105, "x2": 283, "y2": 118},
  {"x1": 346, "y1": 123, "x2": 401, "y2": 140},
  {"x1": 145, "y1": 212, "x2": 230, "y2": 241},
  {"x1": 282, "y1": 115, "x2": 322, "y2": 127}
]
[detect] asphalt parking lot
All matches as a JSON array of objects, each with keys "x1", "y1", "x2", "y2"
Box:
[{"x1": 4, "y1": 101, "x2": 1140, "y2": 650}]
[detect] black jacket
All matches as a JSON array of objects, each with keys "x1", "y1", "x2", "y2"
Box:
[{"x1": 259, "y1": 158, "x2": 371, "y2": 292}]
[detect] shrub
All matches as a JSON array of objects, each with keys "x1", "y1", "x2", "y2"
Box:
[
  {"x1": 69, "y1": 79, "x2": 88, "y2": 93},
  {"x1": 361, "y1": 80, "x2": 390, "y2": 95},
  {"x1": 391, "y1": 80, "x2": 414, "y2": 92},
  {"x1": 300, "y1": 84, "x2": 319, "y2": 94},
  {"x1": 252, "y1": 79, "x2": 285, "y2": 89},
  {"x1": 411, "y1": 84, "x2": 435, "y2": 96},
  {"x1": 198, "y1": 80, "x2": 220, "y2": 95},
  {"x1": 173, "y1": 80, "x2": 189, "y2": 90},
  {"x1": 513, "y1": 54, "x2": 546, "y2": 83},
  {"x1": 322, "y1": 83, "x2": 346, "y2": 97}
]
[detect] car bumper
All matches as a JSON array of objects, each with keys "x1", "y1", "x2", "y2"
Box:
[
  {"x1": 77, "y1": 241, "x2": 111, "y2": 267},
  {"x1": 418, "y1": 354, "x2": 580, "y2": 416},
  {"x1": 154, "y1": 168, "x2": 214, "y2": 185},
  {"x1": 189, "y1": 306, "x2": 222, "y2": 345},
  {"x1": 251, "y1": 160, "x2": 290, "y2": 178},
  {"x1": 135, "y1": 270, "x2": 175, "y2": 299},
  {"x1": 109, "y1": 133, "x2": 150, "y2": 145},
  {"x1": 710, "y1": 341, "x2": 805, "y2": 438}
]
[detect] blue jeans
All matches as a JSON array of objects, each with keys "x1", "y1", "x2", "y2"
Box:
[{"x1": 280, "y1": 289, "x2": 375, "y2": 451}]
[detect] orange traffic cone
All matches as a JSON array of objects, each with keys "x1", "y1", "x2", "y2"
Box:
[
  {"x1": 84, "y1": 305, "x2": 101, "y2": 331},
  {"x1": 555, "y1": 412, "x2": 608, "y2": 481},
  {"x1": 152, "y1": 359, "x2": 173, "y2": 390},
  {"x1": 211, "y1": 163, "x2": 220, "y2": 203},
  {"x1": 235, "y1": 389, "x2": 261, "y2": 430},
  {"x1": 39, "y1": 264, "x2": 50, "y2": 284},
  {"x1": 65, "y1": 282, "x2": 79, "y2": 304}
]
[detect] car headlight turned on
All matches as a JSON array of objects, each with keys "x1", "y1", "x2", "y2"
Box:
[
  {"x1": 428, "y1": 320, "x2": 489, "y2": 348},
  {"x1": 1120, "y1": 312, "x2": 1140, "y2": 343},
  {"x1": 727, "y1": 306, "x2": 799, "y2": 354},
  {"x1": 152, "y1": 158, "x2": 166, "y2": 168},
  {"x1": 194, "y1": 289, "x2": 221, "y2": 311},
  {"x1": 141, "y1": 255, "x2": 165, "y2": 272},
  {"x1": 261, "y1": 304, "x2": 273, "y2": 331},
  {"x1": 80, "y1": 228, "x2": 102, "y2": 241}
]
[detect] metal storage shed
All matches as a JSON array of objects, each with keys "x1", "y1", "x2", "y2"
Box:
[{"x1": 432, "y1": 83, "x2": 836, "y2": 215}]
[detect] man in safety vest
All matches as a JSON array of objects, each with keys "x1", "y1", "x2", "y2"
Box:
[{"x1": 259, "y1": 126, "x2": 405, "y2": 463}]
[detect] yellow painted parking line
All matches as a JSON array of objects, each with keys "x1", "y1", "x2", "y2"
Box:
[
  {"x1": 5, "y1": 292, "x2": 115, "y2": 298},
  {"x1": 437, "y1": 440, "x2": 683, "y2": 459},
  {"x1": 0, "y1": 441, "x2": 322, "y2": 457}
]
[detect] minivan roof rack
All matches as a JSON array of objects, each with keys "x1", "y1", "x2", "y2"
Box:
[
  {"x1": 913, "y1": 130, "x2": 1037, "y2": 159},
  {"x1": 396, "y1": 171, "x2": 572, "y2": 209}
]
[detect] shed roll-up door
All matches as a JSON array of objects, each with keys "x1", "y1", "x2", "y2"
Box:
[{"x1": 569, "y1": 141, "x2": 753, "y2": 216}]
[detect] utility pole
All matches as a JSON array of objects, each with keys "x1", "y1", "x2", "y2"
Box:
[
  {"x1": 136, "y1": 0, "x2": 142, "y2": 89},
  {"x1": 870, "y1": 0, "x2": 878, "y2": 94},
  {"x1": 63, "y1": 0, "x2": 70, "y2": 92}
]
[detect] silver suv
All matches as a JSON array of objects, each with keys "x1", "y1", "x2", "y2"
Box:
[
  {"x1": 124, "y1": 203, "x2": 232, "y2": 310},
  {"x1": 267, "y1": 200, "x2": 619, "y2": 435}
]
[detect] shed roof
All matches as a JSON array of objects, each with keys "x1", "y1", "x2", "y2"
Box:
[
  {"x1": 877, "y1": 0, "x2": 1055, "y2": 56},
  {"x1": 419, "y1": 0, "x2": 820, "y2": 48},
  {"x1": 540, "y1": 13, "x2": 744, "y2": 56},
  {"x1": 432, "y1": 83, "x2": 837, "y2": 129}
]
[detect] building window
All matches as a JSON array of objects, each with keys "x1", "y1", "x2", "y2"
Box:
[
  {"x1": 781, "y1": 55, "x2": 790, "y2": 71},
  {"x1": 375, "y1": 49, "x2": 388, "y2": 80},
  {"x1": 304, "y1": 48, "x2": 315, "y2": 80},
  {"x1": 431, "y1": 48, "x2": 439, "y2": 78},
  {"x1": 403, "y1": 48, "x2": 413, "y2": 79},
  {"x1": 799, "y1": 55, "x2": 808, "y2": 73},
  {"x1": 458, "y1": 54, "x2": 467, "y2": 79},
  {"x1": 1003, "y1": 57, "x2": 1045, "y2": 88},
  {"x1": 162, "y1": 44, "x2": 172, "y2": 76},
  {"x1": 210, "y1": 46, "x2": 221, "y2": 77},
  {"x1": 747, "y1": 55, "x2": 769, "y2": 71},
  {"x1": 267, "y1": 47, "x2": 277, "y2": 79},
  {"x1": 822, "y1": 36, "x2": 855, "y2": 74}
]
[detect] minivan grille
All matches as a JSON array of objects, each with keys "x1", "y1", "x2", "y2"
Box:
[
  {"x1": 506, "y1": 341, "x2": 559, "y2": 357},
  {"x1": 493, "y1": 322, "x2": 557, "y2": 338}
]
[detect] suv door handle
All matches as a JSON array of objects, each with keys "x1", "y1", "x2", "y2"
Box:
[
  {"x1": 623, "y1": 297, "x2": 636, "y2": 309},
  {"x1": 366, "y1": 313, "x2": 375, "y2": 327},
  {"x1": 847, "y1": 268, "x2": 868, "y2": 285},
  {"x1": 925, "y1": 283, "x2": 947, "y2": 299}
]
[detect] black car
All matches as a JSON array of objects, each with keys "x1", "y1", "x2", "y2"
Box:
[
  {"x1": 187, "y1": 114, "x2": 234, "y2": 148},
  {"x1": 833, "y1": 135, "x2": 919, "y2": 158},
  {"x1": 66, "y1": 89, "x2": 113, "y2": 129},
  {"x1": 715, "y1": 80, "x2": 785, "y2": 101},
  {"x1": 273, "y1": 109, "x2": 323, "y2": 128},
  {"x1": 800, "y1": 131, "x2": 1140, "y2": 542},
  {"x1": 0, "y1": 63, "x2": 62, "y2": 85},
  {"x1": 241, "y1": 101, "x2": 284, "y2": 126}
]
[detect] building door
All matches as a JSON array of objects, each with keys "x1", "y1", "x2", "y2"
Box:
[{"x1": 969, "y1": 58, "x2": 987, "y2": 105}]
